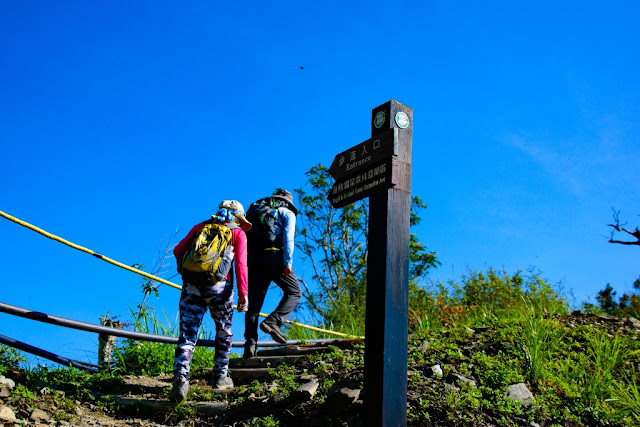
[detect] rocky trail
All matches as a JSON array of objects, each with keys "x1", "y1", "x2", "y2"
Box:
[{"x1": 1, "y1": 340, "x2": 367, "y2": 426}]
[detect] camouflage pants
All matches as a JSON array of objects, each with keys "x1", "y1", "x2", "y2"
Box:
[{"x1": 173, "y1": 271, "x2": 234, "y2": 379}]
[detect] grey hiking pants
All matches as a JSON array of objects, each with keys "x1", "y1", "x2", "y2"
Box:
[
  {"x1": 173, "y1": 271, "x2": 234, "y2": 379},
  {"x1": 244, "y1": 249, "x2": 301, "y2": 345}
]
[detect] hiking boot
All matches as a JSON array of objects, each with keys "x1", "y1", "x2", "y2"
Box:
[
  {"x1": 212, "y1": 374, "x2": 234, "y2": 390},
  {"x1": 168, "y1": 376, "x2": 189, "y2": 404},
  {"x1": 260, "y1": 317, "x2": 287, "y2": 344},
  {"x1": 243, "y1": 342, "x2": 257, "y2": 358}
]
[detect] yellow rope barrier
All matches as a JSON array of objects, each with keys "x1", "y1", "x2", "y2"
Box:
[
  {"x1": 0, "y1": 210, "x2": 182, "y2": 290},
  {"x1": 0, "y1": 209, "x2": 363, "y2": 339}
]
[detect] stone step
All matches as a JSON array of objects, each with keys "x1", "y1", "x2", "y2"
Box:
[
  {"x1": 113, "y1": 397, "x2": 227, "y2": 416},
  {"x1": 198, "y1": 366, "x2": 318, "y2": 383},
  {"x1": 197, "y1": 366, "x2": 272, "y2": 381},
  {"x1": 229, "y1": 354, "x2": 305, "y2": 369},
  {"x1": 229, "y1": 367, "x2": 271, "y2": 380},
  {"x1": 254, "y1": 339, "x2": 363, "y2": 356},
  {"x1": 256, "y1": 345, "x2": 330, "y2": 356},
  {"x1": 108, "y1": 341, "x2": 355, "y2": 413}
]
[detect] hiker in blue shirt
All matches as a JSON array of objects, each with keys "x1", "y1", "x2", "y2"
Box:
[{"x1": 243, "y1": 189, "x2": 302, "y2": 357}]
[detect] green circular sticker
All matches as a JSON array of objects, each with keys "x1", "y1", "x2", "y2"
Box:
[
  {"x1": 395, "y1": 112, "x2": 409, "y2": 129},
  {"x1": 374, "y1": 111, "x2": 386, "y2": 128}
]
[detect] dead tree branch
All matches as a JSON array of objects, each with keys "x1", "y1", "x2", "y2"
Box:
[{"x1": 608, "y1": 208, "x2": 640, "y2": 246}]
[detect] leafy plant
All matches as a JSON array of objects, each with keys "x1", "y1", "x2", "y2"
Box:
[
  {"x1": 251, "y1": 415, "x2": 280, "y2": 426},
  {"x1": 12, "y1": 383, "x2": 36, "y2": 402},
  {"x1": 0, "y1": 343, "x2": 26, "y2": 368},
  {"x1": 267, "y1": 363, "x2": 299, "y2": 397}
]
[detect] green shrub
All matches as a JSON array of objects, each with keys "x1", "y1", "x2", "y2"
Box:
[
  {"x1": 114, "y1": 339, "x2": 173, "y2": 376},
  {"x1": 0, "y1": 344, "x2": 26, "y2": 369}
]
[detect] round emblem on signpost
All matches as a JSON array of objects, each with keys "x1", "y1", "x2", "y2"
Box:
[
  {"x1": 374, "y1": 111, "x2": 386, "y2": 128},
  {"x1": 395, "y1": 112, "x2": 409, "y2": 129}
]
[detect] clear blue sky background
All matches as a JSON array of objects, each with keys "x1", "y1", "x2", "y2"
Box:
[{"x1": 1, "y1": 1, "x2": 639, "y2": 367}]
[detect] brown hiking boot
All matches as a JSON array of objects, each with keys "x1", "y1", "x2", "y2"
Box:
[{"x1": 260, "y1": 317, "x2": 286, "y2": 344}]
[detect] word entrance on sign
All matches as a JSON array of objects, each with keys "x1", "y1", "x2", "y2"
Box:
[{"x1": 328, "y1": 128, "x2": 396, "y2": 181}]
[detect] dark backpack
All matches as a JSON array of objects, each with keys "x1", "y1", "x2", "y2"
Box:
[
  {"x1": 178, "y1": 221, "x2": 237, "y2": 281},
  {"x1": 245, "y1": 197, "x2": 284, "y2": 248}
]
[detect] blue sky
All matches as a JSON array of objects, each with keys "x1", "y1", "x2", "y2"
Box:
[{"x1": 1, "y1": 1, "x2": 639, "y2": 367}]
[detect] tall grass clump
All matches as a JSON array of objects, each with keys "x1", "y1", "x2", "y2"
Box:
[
  {"x1": 515, "y1": 298, "x2": 566, "y2": 385},
  {"x1": 579, "y1": 330, "x2": 639, "y2": 419},
  {"x1": 508, "y1": 275, "x2": 569, "y2": 385},
  {"x1": 612, "y1": 366, "x2": 640, "y2": 424},
  {"x1": 113, "y1": 305, "x2": 218, "y2": 376},
  {"x1": 547, "y1": 327, "x2": 640, "y2": 423}
]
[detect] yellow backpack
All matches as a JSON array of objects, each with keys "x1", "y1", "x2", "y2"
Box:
[{"x1": 179, "y1": 221, "x2": 236, "y2": 280}]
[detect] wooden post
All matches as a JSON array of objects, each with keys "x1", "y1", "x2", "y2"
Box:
[
  {"x1": 364, "y1": 100, "x2": 412, "y2": 426},
  {"x1": 326, "y1": 100, "x2": 413, "y2": 425},
  {"x1": 98, "y1": 316, "x2": 122, "y2": 371}
]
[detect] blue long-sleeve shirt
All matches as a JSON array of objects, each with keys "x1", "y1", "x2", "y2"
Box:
[{"x1": 273, "y1": 206, "x2": 296, "y2": 267}]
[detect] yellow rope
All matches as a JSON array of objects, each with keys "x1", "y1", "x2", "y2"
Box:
[
  {"x1": 0, "y1": 209, "x2": 182, "y2": 290},
  {"x1": 287, "y1": 320, "x2": 361, "y2": 338},
  {"x1": 0, "y1": 209, "x2": 363, "y2": 339}
]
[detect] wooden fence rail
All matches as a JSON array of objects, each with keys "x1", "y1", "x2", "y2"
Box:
[{"x1": 0, "y1": 300, "x2": 339, "y2": 372}]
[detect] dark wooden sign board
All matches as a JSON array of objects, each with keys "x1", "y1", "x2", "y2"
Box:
[
  {"x1": 329, "y1": 157, "x2": 393, "y2": 209},
  {"x1": 328, "y1": 100, "x2": 412, "y2": 426},
  {"x1": 328, "y1": 128, "x2": 397, "y2": 180}
]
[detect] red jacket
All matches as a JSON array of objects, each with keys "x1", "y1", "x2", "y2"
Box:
[{"x1": 174, "y1": 221, "x2": 248, "y2": 297}]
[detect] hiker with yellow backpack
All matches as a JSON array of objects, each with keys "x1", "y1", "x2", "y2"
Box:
[{"x1": 168, "y1": 200, "x2": 252, "y2": 404}]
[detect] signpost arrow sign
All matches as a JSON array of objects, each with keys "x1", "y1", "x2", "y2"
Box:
[
  {"x1": 328, "y1": 128, "x2": 397, "y2": 180},
  {"x1": 328, "y1": 156, "x2": 411, "y2": 209},
  {"x1": 328, "y1": 158, "x2": 394, "y2": 209}
]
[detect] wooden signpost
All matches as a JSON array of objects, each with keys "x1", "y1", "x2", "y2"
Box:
[{"x1": 328, "y1": 100, "x2": 412, "y2": 426}]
